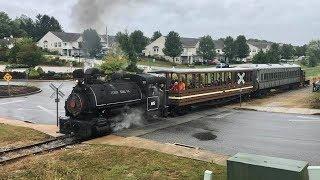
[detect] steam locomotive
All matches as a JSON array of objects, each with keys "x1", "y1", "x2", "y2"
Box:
[
  {"x1": 59, "y1": 68, "x2": 168, "y2": 138},
  {"x1": 60, "y1": 64, "x2": 308, "y2": 138}
]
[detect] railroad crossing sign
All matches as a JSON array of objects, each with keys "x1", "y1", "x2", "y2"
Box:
[
  {"x1": 237, "y1": 73, "x2": 245, "y2": 85},
  {"x1": 3, "y1": 73, "x2": 12, "y2": 82},
  {"x1": 49, "y1": 83, "x2": 65, "y2": 126}
]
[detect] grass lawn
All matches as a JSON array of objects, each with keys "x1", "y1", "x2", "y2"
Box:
[
  {"x1": 300, "y1": 65, "x2": 320, "y2": 79},
  {"x1": 138, "y1": 58, "x2": 213, "y2": 69},
  {"x1": 0, "y1": 125, "x2": 227, "y2": 180},
  {"x1": 0, "y1": 123, "x2": 50, "y2": 148}
]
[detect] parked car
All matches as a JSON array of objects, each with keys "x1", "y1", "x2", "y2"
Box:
[
  {"x1": 207, "y1": 59, "x2": 220, "y2": 65},
  {"x1": 216, "y1": 63, "x2": 230, "y2": 68}
]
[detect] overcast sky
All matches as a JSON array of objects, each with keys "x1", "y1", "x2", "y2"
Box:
[{"x1": 1, "y1": 0, "x2": 319, "y2": 45}]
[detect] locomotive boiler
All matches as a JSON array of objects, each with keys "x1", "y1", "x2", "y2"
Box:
[{"x1": 59, "y1": 68, "x2": 168, "y2": 138}]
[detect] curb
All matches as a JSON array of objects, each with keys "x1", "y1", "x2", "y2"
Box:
[{"x1": 0, "y1": 89, "x2": 42, "y2": 99}]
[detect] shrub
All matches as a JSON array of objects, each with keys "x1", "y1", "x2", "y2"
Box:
[
  {"x1": 100, "y1": 53, "x2": 128, "y2": 74},
  {"x1": 37, "y1": 67, "x2": 45, "y2": 75},
  {"x1": 28, "y1": 68, "x2": 40, "y2": 79},
  {"x1": 5, "y1": 64, "x2": 30, "y2": 69}
]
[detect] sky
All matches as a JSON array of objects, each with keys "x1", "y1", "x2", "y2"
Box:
[{"x1": 0, "y1": 0, "x2": 319, "y2": 45}]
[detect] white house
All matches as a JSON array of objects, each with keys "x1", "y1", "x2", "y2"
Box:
[
  {"x1": 37, "y1": 30, "x2": 116, "y2": 57},
  {"x1": 247, "y1": 40, "x2": 272, "y2": 59},
  {"x1": 144, "y1": 36, "x2": 225, "y2": 64}
]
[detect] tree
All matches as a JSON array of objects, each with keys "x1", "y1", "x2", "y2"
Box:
[
  {"x1": 116, "y1": 31, "x2": 138, "y2": 72},
  {"x1": 252, "y1": 50, "x2": 266, "y2": 64},
  {"x1": 82, "y1": 29, "x2": 102, "y2": 58},
  {"x1": 197, "y1": 35, "x2": 216, "y2": 60},
  {"x1": 295, "y1": 45, "x2": 307, "y2": 57},
  {"x1": 9, "y1": 38, "x2": 44, "y2": 67},
  {"x1": 163, "y1": 31, "x2": 183, "y2": 60},
  {"x1": 0, "y1": 12, "x2": 13, "y2": 38},
  {"x1": 151, "y1": 31, "x2": 162, "y2": 42},
  {"x1": 268, "y1": 43, "x2": 281, "y2": 63},
  {"x1": 281, "y1": 44, "x2": 294, "y2": 59},
  {"x1": 15, "y1": 15, "x2": 36, "y2": 38},
  {"x1": 0, "y1": 45, "x2": 9, "y2": 62},
  {"x1": 223, "y1": 36, "x2": 236, "y2": 62},
  {"x1": 234, "y1": 35, "x2": 249, "y2": 59},
  {"x1": 34, "y1": 14, "x2": 63, "y2": 41},
  {"x1": 100, "y1": 52, "x2": 128, "y2": 74},
  {"x1": 306, "y1": 40, "x2": 320, "y2": 67},
  {"x1": 130, "y1": 30, "x2": 149, "y2": 55}
]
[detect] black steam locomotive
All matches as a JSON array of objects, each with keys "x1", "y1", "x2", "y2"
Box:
[
  {"x1": 60, "y1": 64, "x2": 308, "y2": 138},
  {"x1": 59, "y1": 68, "x2": 168, "y2": 138}
]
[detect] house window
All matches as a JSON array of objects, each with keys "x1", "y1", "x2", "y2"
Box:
[
  {"x1": 64, "y1": 42, "x2": 67, "y2": 46},
  {"x1": 44, "y1": 40, "x2": 48, "y2": 48},
  {"x1": 54, "y1": 42, "x2": 57, "y2": 47},
  {"x1": 153, "y1": 46, "x2": 159, "y2": 54},
  {"x1": 58, "y1": 42, "x2": 62, "y2": 47}
]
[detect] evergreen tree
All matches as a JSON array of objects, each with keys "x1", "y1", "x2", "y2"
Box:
[
  {"x1": 163, "y1": 31, "x2": 183, "y2": 60},
  {"x1": 268, "y1": 43, "x2": 281, "y2": 63},
  {"x1": 252, "y1": 50, "x2": 266, "y2": 64},
  {"x1": 130, "y1": 30, "x2": 149, "y2": 55},
  {"x1": 223, "y1": 36, "x2": 235, "y2": 62},
  {"x1": 234, "y1": 35, "x2": 249, "y2": 59},
  {"x1": 197, "y1": 35, "x2": 216, "y2": 60},
  {"x1": 306, "y1": 40, "x2": 320, "y2": 67},
  {"x1": 151, "y1": 31, "x2": 162, "y2": 42},
  {"x1": 82, "y1": 29, "x2": 102, "y2": 58},
  {"x1": 281, "y1": 44, "x2": 294, "y2": 59}
]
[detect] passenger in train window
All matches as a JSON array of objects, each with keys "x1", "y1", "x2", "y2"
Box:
[{"x1": 178, "y1": 79, "x2": 186, "y2": 92}]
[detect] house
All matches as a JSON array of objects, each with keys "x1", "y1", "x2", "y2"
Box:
[
  {"x1": 247, "y1": 39, "x2": 272, "y2": 59},
  {"x1": 0, "y1": 36, "x2": 17, "y2": 49},
  {"x1": 37, "y1": 29, "x2": 116, "y2": 57},
  {"x1": 144, "y1": 36, "x2": 225, "y2": 64}
]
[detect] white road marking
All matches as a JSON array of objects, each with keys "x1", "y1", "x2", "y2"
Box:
[
  {"x1": 296, "y1": 116, "x2": 319, "y2": 120},
  {"x1": 37, "y1": 105, "x2": 55, "y2": 115},
  {"x1": 0, "y1": 100, "x2": 25, "y2": 105}
]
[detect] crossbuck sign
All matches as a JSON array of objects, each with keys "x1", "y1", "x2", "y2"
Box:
[
  {"x1": 49, "y1": 83, "x2": 65, "y2": 126},
  {"x1": 237, "y1": 73, "x2": 245, "y2": 85}
]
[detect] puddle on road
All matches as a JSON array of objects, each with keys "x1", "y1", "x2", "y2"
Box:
[{"x1": 192, "y1": 132, "x2": 217, "y2": 141}]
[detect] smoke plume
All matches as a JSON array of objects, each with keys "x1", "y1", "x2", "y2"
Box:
[
  {"x1": 71, "y1": 0, "x2": 144, "y2": 32},
  {"x1": 111, "y1": 108, "x2": 145, "y2": 132}
]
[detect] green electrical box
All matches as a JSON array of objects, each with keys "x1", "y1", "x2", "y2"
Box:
[{"x1": 227, "y1": 153, "x2": 309, "y2": 180}]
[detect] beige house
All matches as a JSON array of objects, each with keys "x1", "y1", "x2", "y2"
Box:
[
  {"x1": 144, "y1": 36, "x2": 225, "y2": 64},
  {"x1": 247, "y1": 40, "x2": 272, "y2": 59},
  {"x1": 37, "y1": 30, "x2": 116, "y2": 57}
]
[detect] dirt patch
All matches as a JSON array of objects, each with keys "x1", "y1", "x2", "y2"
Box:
[
  {"x1": 0, "y1": 85, "x2": 40, "y2": 97},
  {"x1": 193, "y1": 132, "x2": 217, "y2": 141}
]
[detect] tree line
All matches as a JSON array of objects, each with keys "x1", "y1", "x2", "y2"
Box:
[{"x1": 0, "y1": 12, "x2": 63, "y2": 41}]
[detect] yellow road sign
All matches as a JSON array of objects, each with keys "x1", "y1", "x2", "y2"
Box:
[{"x1": 3, "y1": 73, "x2": 12, "y2": 82}]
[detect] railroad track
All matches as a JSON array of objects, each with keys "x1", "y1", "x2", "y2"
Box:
[{"x1": 0, "y1": 135, "x2": 78, "y2": 164}]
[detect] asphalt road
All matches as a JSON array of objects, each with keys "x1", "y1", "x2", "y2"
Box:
[
  {"x1": 140, "y1": 109, "x2": 320, "y2": 165},
  {"x1": 0, "y1": 80, "x2": 75, "y2": 124}
]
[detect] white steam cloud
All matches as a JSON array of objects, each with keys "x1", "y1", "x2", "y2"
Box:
[{"x1": 111, "y1": 108, "x2": 145, "y2": 132}]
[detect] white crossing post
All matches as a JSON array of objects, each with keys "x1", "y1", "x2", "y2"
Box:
[
  {"x1": 204, "y1": 170, "x2": 213, "y2": 180},
  {"x1": 237, "y1": 72, "x2": 246, "y2": 107}
]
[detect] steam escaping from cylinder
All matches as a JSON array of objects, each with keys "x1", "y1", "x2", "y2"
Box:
[{"x1": 111, "y1": 108, "x2": 145, "y2": 132}]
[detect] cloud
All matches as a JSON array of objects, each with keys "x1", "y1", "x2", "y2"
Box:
[{"x1": 1, "y1": 0, "x2": 320, "y2": 45}]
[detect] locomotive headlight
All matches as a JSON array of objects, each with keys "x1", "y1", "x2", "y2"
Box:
[{"x1": 66, "y1": 93, "x2": 83, "y2": 117}]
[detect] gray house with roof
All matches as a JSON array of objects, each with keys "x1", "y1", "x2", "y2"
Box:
[
  {"x1": 37, "y1": 31, "x2": 116, "y2": 57},
  {"x1": 144, "y1": 36, "x2": 225, "y2": 64}
]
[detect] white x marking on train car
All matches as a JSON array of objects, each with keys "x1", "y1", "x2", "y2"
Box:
[{"x1": 237, "y1": 73, "x2": 245, "y2": 85}]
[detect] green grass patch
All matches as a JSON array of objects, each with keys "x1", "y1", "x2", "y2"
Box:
[
  {"x1": 300, "y1": 65, "x2": 320, "y2": 79},
  {"x1": 0, "y1": 144, "x2": 227, "y2": 180},
  {"x1": 0, "y1": 124, "x2": 50, "y2": 147}
]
